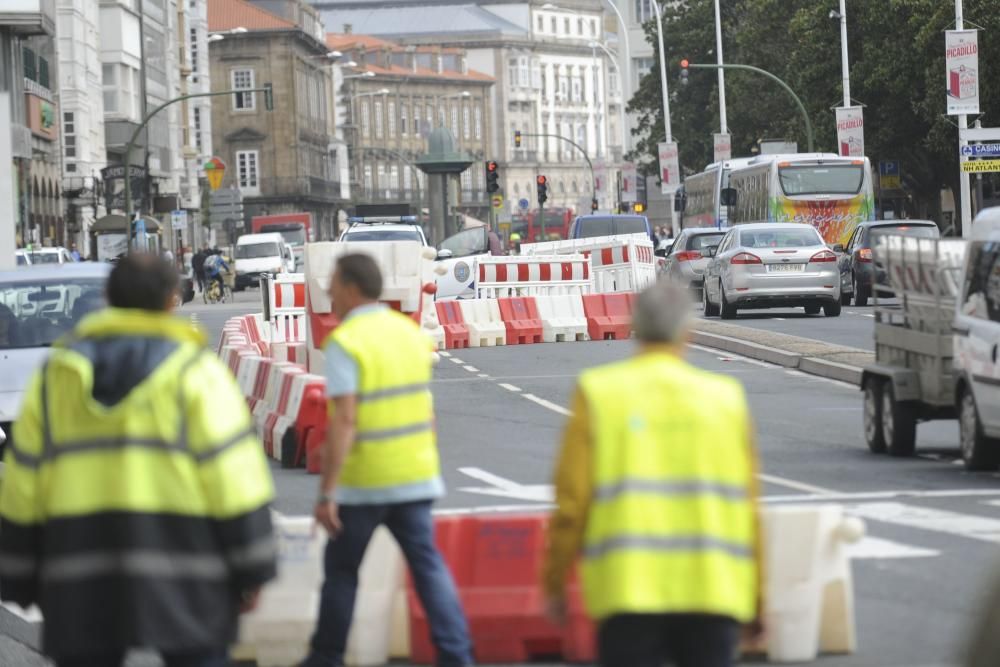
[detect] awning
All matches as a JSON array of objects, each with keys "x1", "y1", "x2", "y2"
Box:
[{"x1": 91, "y1": 215, "x2": 162, "y2": 233}]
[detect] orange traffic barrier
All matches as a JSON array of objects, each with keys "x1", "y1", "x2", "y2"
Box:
[
  {"x1": 435, "y1": 301, "x2": 470, "y2": 349},
  {"x1": 408, "y1": 513, "x2": 594, "y2": 664},
  {"x1": 581, "y1": 293, "x2": 634, "y2": 340},
  {"x1": 497, "y1": 297, "x2": 543, "y2": 345}
]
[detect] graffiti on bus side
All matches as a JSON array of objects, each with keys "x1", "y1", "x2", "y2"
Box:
[{"x1": 769, "y1": 195, "x2": 875, "y2": 245}]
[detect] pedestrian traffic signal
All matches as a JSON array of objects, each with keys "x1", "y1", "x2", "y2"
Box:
[
  {"x1": 536, "y1": 175, "x2": 548, "y2": 205},
  {"x1": 634, "y1": 202, "x2": 646, "y2": 213},
  {"x1": 591, "y1": 197, "x2": 599, "y2": 212},
  {"x1": 486, "y1": 161, "x2": 500, "y2": 194},
  {"x1": 680, "y1": 59, "x2": 689, "y2": 86},
  {"x1": 514, "y1": 130, "x2": 522, "y2": 148}
]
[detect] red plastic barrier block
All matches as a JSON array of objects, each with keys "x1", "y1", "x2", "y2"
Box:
[
  {"x1": 435, "y1": 301, "x2": 470, "y2": 349},
  {"x1": 408, "y1": 514, "x2": 594, "y2": 664},
  {"x1": 498, "y1": 297, "x2": 543, "y2": 345},
  {"x1": 293, "y1": 382, "x2": 327, "y2": 468},
  {"x1": 581, "y1": 294, "x2": 631, "y2": 341}
]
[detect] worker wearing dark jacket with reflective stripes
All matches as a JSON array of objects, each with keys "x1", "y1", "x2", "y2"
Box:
[{"x1": 0, "y1": 253, "x2": 277, "y2": 667}]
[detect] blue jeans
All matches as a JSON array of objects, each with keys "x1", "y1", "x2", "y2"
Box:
[
  {"x1": 56, "y1": 649, "x2": 228, "y2": 667},
  {"x1": 303, "y1": 500, "x2": 472, "y2": 667}
]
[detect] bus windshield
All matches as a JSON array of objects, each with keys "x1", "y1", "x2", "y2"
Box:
[
  {"x1": 260, "y1": 224, "x2": 306, "y2": 245},
  {"x1": 779, "y1": 165, "x2": 864, "y2": 196}
]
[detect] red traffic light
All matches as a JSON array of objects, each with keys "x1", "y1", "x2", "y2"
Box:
[
  {"x1": 487, "y1": 160, "x2": 498, "y2": 172},
  {"x1": 536, "y1": 175, "x2": 547, "y2": 185},
  {"x1": 680, "y1": 59, "x2": 689, "y2": 68}
]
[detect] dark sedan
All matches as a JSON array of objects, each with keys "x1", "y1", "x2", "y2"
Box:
[{"x1": 837, "y1": 220, "x2": 939, "y2": 306}]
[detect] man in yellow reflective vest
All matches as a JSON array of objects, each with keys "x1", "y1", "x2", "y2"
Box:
[
  {"x1": 542, "y1": 280, "x2": 764, "y2": 667},
  {"x1": 0, "y1": 254, "x2": 277, "y2": 667},
  {"x1": 303, "y1": 254, "x2": 471, "y2": 667}
]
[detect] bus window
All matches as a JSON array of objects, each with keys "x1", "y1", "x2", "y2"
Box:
[{"x1": 779, "y1": 165, "x2": 864, "y2": 196}]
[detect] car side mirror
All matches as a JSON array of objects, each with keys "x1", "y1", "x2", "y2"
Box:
[
  {"x1": 436, "y1": 249, "x2": 454, "y2": 261},
  {"x1": 654, "y1": 248, "x2": 668, "y2": 258},
  {"x1": 721, "y1": 187, "x2": 737, "y2": 207},
  {"x1": 702, "y1": 247, "x2": 718, "y2": 258},
  {"x1": 832, "y1": 243, "x2": 846, "y2": 254}
]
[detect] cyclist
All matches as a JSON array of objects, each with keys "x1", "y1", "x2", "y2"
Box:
[{"x1": 203, "y1": 251, "x2": 230, "y2": 301}]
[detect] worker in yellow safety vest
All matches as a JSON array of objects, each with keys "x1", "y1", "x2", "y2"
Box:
[
  {"x1": 0, "y1": 253, "x2": 277, "y2": 667},
  {"x1": 303, "y1": 253, "x2": 472, "y2": 667},
  {"x1": 542, "y1": 279, "x2": 764, "y2": 667}
]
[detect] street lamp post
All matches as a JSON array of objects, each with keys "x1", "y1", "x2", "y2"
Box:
[
  {"x1": 687, "y1": 62, "x2": 815, "y2": 152},
  {"x1": 713, "y1": 0, "x2": 727, "y2": 134},
  {"x1": 590, "y1": 41, "x2": 627, "y2": 160},
  {"x1": 649, "y1": 0, "x2": 672, "y2": 144}
]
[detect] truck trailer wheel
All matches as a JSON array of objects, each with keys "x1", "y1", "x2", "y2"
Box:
[
  {"x1": 960, "y1": 389, "x2": 1000, "y2": 471},
  {"x1": 882, "y1": 383, "x2": 916, "y2": 457},
  {"x1": 863, "y1": 380, "x2": 886, "y2": 454}
]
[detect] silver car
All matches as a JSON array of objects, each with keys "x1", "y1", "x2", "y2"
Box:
[
  {"x1": 0, "y1": 263, "x2": 110, "y2": 454},
  {"x1": 660, "y1": 228, "x2": 727, "y2": 289},
  {"x1": 703, "y1": 223, "x2": 841, "y2": 319}
]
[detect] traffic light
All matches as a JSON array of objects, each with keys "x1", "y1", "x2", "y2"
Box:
[
  {"x1": 485, "y1": 161, "x2": 500, "y2": 194},
  {"x1": 591, "y1": 198, "x2": 599, "y2": 212},
  {"x1": 679, "y1": 59, "x2": 689, "y2": 86},
  {"x1": 536, "y1": 175, "x2": 548, "y2": 205},
  {"x1": 514, "y1": 130, "x2": 522, "y2": 148}
]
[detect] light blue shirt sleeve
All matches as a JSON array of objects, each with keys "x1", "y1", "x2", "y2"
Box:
[{"x1": 324, "y1": 341, "x2": 359, "y2": 397}]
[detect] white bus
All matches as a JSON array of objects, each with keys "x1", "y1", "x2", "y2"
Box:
[
  {"x1": 727, "y1": 153, "x2": 875, "y2": 246},
  {"x1": 679, "y1": 157, "x2": 756, "y2": 229}
]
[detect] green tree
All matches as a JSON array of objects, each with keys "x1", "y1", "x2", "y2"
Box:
[{"x1": 629, "y1": 0, "x2": 1000, "y2": 226}]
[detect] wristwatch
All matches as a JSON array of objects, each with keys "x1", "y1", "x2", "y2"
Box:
[{"x1": 317, "y1": 492, "x2": 334, "y2": 505}]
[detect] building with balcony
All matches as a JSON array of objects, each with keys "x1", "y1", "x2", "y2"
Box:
[
  {"x1": 315, "y1": 0, "x2": 621, "y2": 219},
  {"x1": 208, "y1": 0, "x2": 345, "y2": 240},
  {"x1": 327, "y1": 31, "x2": 494, "y2": 224},
  {"x1": 0, "y1": 0, "x2": 58, "y2": 260}
]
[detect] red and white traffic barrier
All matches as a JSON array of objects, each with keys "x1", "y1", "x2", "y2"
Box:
[
  {"x1": 520, "y1": 233, "x2": 656, "y2": 294},
  {"x1": 475, "y1": 255, "x2": 591, "y2": 299}
]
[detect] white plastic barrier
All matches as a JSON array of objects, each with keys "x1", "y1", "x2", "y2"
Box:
[
  {"x1": 458, "y1": 299, "x2": 507, "y2": 347},
  {"x1": 534, "y1": 294, "x2": 589, "y2": 343},
  {"x1": 272, "y1": 313, "x2": 307, "y2": 344},
  {"x1": 519, "y1": 232, "x2": 649, "y2": 257},
  {"x1": 759, "y1": 504, "x2": 863, "y2": 662},
  {"x1": 475, "y1": 254, "x2": 592, "y2": 299},
  {"x1": 234, "y1": 516, "x2": 407, "y2": 667}
]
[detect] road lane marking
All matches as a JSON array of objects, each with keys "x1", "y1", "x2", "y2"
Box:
[
  {"x1": 457, "y1": 467, "x2": 552, "y2": 502},
  {"x1": 463, "y1": 365, "x2": 480, "y2": 373},
  {"x1": 758, "y1": 473, "x2": 838, "y2": 495},
  {"x1": 449, "y1": 357, "x2": 464, "y2": 364},
  {"x1": 439, "y1": 351, "x2": 451, "y2": 357},
  {"x1": 847, "y1": 501, "x2": 1000, "y2": 544},
  {"x1": 498, "y1": 383, "x2": 522, "y2": 392},
  {"x1": 764, "y1": 488, "x2": 1000, "y2": 503},
  {"x1": 522, "y1": 393, "x2": 573, "y2": 416},
  {"x1": 477, "y1": 373, "x2": 490, "y2": 378},
  {"x1": 848, "y1": 536, "x2": 939, "y2": 560},
  {"x1": 689, "y1": 344, "x2": 780, "y2": 369},
  {"x1": 435, "y1": 504, "x2": 555, "y2": 516}
]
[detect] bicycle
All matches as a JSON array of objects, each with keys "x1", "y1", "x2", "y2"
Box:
[{"x1": 203, "y1": 275, "x2": 232, "y2": 304}]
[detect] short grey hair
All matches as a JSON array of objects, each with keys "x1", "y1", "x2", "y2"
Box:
[{"x1": 632, "y1": 279, "x2": 694, "y2": 344}]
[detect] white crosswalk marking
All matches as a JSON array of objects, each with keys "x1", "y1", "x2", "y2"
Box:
[
  {"x1": 848, "y1": 536, "x2": 939, "y2": 560},
  {"x1": 848, "y1": 502, "x2": 1000, "y2": 544}
]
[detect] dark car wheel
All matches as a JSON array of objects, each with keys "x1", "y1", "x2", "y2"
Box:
[{"x1": 854, "y1": 275, "x2": 870, "y2": 307}]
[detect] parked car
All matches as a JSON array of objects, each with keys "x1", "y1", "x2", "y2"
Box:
[
  {"x1": 659, "y1": 228, "x2": 727, "y2": 289},
  {"x1": 20, "y1": 247, "x2": 77, "y2": 265},
  {"x1": 0, "y1": 263, "x2": 110, "y2": 456},
  {"x1": 838, "y1": 220, "x2": 940, "y2": 306},
  {"x1": 702, "y1": 222, "x2": 841, "y2": 319}
]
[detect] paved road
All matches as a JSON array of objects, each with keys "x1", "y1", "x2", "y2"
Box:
[
  {"x1": 6, "y1": 296, "x2": 990, "y2": 666},
  {"x1": 695, "y1": 301, "x2": 889, "y2": 351}
]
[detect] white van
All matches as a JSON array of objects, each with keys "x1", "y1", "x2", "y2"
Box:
[{"x1": 234, "y1": 233, "x2": 295, "y2": 290}]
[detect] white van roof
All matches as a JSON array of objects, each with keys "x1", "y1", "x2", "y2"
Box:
[{"x1": 237, "y1": 232, "x2": 285, "y2": 245}]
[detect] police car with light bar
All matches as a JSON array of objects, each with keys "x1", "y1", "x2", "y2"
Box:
[{"x1": 338, "y1": 215, "x2": 429, "y2": 245}]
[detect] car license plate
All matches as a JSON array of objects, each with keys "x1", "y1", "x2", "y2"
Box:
[{"x1": 767, "y1": 263, "x2": 805, "y2": 273}]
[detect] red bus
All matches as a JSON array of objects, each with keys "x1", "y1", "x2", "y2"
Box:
[{"x1": 517, "y1": 207, "x2": 573, "y2": 242}]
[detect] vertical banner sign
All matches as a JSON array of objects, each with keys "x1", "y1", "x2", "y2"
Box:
[
  {"x1": 713, "y1": 133, "x2": 732, "y2": 162},
  {"x1": 657, "y1": 142, "x2": 680, "y2": 195},
  {"x1": 946, "y1": 30, "x2": 979, "y2": 115},
  {"x1": 621, "y1": 162, "x2": 637, "y2": 203},
  {"x1": 835, "y1": 106, "x2": 865, "y2": 157}
]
